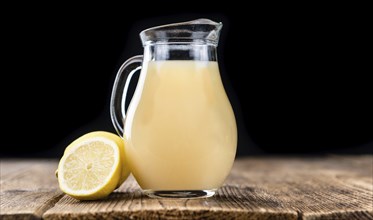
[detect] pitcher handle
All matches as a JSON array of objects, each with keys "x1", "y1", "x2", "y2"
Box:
[{"x1": 110, "y1": 55, "x2": 143, "y2": 137}]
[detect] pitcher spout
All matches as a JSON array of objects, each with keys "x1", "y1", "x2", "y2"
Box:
[{"x1": 140, "y1": 18, "x2": 223, "y2": 46}]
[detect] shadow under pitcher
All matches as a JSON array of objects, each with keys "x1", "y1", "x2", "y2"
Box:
[{"x1": 110, "y1": 19, "x2": 237, "y2": 198}]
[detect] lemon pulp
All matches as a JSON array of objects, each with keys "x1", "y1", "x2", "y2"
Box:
[{"x1": 57, "y1": 131, "x2": 130, "y2": 200}]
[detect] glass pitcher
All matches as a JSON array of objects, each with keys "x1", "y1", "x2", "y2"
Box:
[{"x1": 110, "y1": 19, "x2": 237, "y2": 198}]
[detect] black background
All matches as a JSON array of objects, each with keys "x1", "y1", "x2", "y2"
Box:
[{"x1": 2, "y1": 3, "x2": 372, "y2": 158}]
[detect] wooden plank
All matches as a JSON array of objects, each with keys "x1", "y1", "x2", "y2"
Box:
[
  {"x1": 42, "y1": 155, "x2": 373, "y2": 220},
  {"x1": 0, "y1": 190, "x2": 63, "y2": 220},
  {"x1": 0, "y1": 159, "x2": 63, "y2": 220},
  {"x1": 0, "y1": 159, "x2": 59, "y2": 192},
  {"x1": 43, "y1": 175, "x2": 297, "y2": 220},
  {"x1": 230, "y1": 156, "x2": 373, "y2": 220},
  {"x1": 1, "y1": 156, "x2": 372, "y2": 219}
]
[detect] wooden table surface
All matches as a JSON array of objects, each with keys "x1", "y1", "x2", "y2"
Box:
[{"x1": 1, "y1": 155, "x2": 372, "y2": 220}]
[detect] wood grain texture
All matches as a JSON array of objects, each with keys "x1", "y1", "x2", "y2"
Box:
[
  {"x1": 0, "y1": 190, "x2": 63, "y2": 220},
  {"x1": 230, "y1": 155, "x2": 373, "y2": 220},
  {"x1": 0, "y1": 159, "x2": 59, "y2": 192},
  {"x1": 43, "y1": 175, "x2": 298, "y2": 220},
  {"x1": 0, "y1": 159, "x2": 63, "y2": 220},
  {"x1": 1, "y1": 156, "x2": 372, "y2": 220}
]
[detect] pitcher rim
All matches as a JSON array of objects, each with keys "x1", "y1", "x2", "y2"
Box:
[{"x1": 139, "y1": 18, "x2": 223, "y2": 47}]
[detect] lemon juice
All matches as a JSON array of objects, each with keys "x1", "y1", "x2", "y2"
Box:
[{"x1": 123, "y1": 61, "x2": 237, "y2": 193}]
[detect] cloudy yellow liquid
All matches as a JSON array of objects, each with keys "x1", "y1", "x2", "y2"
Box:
[{"x1": 124, "y1": 60, "x2": 237, "y2": 190}]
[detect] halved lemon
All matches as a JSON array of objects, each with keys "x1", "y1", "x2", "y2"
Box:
[
  {"x1": 60, "y1": 131, "x2": 130, "y2": 188},
  {"x1": 57, "y1": 131, "x2": 130, "y2": 200}
]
